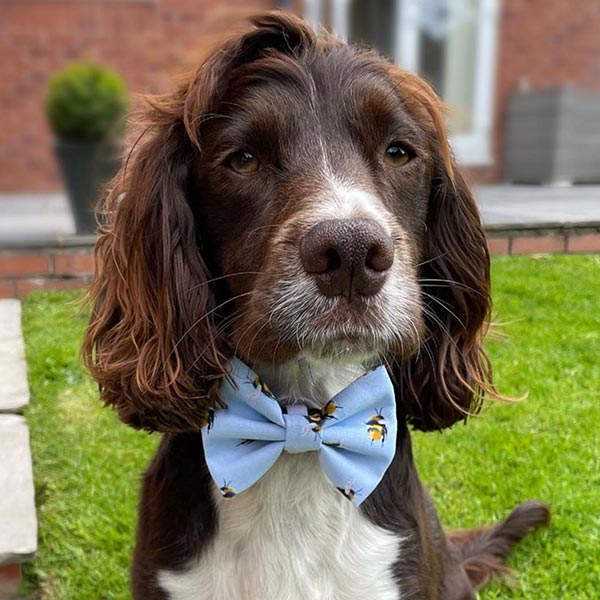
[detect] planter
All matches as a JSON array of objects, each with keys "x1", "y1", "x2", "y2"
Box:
[
  {"x1": 504, "y1": 86, "x2": 600, "y2": 184},
  {"x1": 54, "y1": 140, "x2": 122, "y2": 234}
]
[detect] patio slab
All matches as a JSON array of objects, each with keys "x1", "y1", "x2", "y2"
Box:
[
  {"x1": 0, "y1": 300, "x2": 29, "y2": 412},
  {"x1": 0, "y1": 414, "x2": 37, "y2": 566},
  {"x1": 475, "y1": 185, "x2": 600, "y2": 227},
  {"x1": 0, "y1": 193, "x2": 74, "y2": 245}
]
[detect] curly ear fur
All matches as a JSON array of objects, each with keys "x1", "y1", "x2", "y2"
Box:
[
  {"x1": 388, "y1": 70, "x2": 495, "y2": 431},
  {"x1": 83, "y1": 12, "x2": 316, "y2": 433},
  {"x1": 83, "y1": 124, "x2": 227, "y2": 433}
]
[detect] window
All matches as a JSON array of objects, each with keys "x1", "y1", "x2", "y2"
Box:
[{"x1": 303, "y1": 0, "x2": 499, "y2": 165}]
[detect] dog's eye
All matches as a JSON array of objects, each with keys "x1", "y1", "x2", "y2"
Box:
[
  {"x1": 384, "y1": 143, "x2": 412, "y2": 167},
  {"x1": 228, "y1": 151, "x2": 260, "y2": 174}
]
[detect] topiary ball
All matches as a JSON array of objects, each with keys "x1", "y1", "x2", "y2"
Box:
[{"x1": 45, "y1": 62, "x2": 129, "y2": 142}]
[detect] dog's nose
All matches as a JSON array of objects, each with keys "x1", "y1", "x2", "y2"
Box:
[{"x1": 299, "y1": 218, "x2": 394, "y2": 298}]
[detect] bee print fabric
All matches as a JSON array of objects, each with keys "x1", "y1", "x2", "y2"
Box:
[{"x1": 201, "y1": 358, "x2": 397, "y2": 505}]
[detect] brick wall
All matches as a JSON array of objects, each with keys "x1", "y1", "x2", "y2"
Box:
[
  {"x1": 2, "y1": 228, "x2": 599, "y2": 298},
  {"x1": 2, "y1": 0, "x2": 600, "y2": 190},
  {"x1": 472, "y1": 0, "x2": 600, "y2": 181},
  {"x1": 0, "y1": 241, "x2": 96, "y2": 297},
  {"x1": 0, "y1": 0, "x2": 273, "y2": 191}
]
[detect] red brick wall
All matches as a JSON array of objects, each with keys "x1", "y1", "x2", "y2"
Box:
[
  {"x1": 476, "y1": 0, "x2": 600, "y2": 181},
  {"x1": 0, "y1": 0, "x2": 273, "y2": 191},
  {"x1": 2, "y1": 0, "x2": 600, "y2": 190},
  {"x1": 3, "y1": 226, "x2": 600, "y2": 298}
]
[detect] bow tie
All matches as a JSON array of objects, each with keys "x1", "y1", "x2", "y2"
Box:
[{"x1": 200, "y1": 358, "x2": 397, "y2": 505}]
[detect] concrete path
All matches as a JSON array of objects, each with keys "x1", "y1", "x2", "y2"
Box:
[
  {"x1": 0, "y1": 301, "x2": 30, "y2": 412},
  {"x1": 0, "y1": 186, "x2": 599, "y2": 243},
  {"x1": 0, "y1": 193, "x2": 74, "y2": 245},
  {"x1": 0, "y1": 415, "x2": 37, "y2": 565},
  {"x1": 476, "y1": 185, "x2": 600, "y2": 226},
  {"x1": 0, "y1": 300, "x2": 37, "y2": 593}
]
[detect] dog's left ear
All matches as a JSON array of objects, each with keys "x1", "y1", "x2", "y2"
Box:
[{"x1": 390, "y1": 72, "x2": 494, "y2": 431}]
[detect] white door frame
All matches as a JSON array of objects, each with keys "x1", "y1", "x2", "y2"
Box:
[{"x1": 303, "y1": 0, "x2": 500, "y2": 166}]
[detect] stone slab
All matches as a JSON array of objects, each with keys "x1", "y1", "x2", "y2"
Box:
[
  {"x1": 475, "y1": 185, "x2": 600, "y2": 226},
  {"x1": 0, "y1": 193, "x2": 74, "y2": 245},
  {"x1": 0, "y1": 301, "x2": 29, "y2": 412},
  {"x1": 0, "y1": 415, "x2": 37, "y2": 565}
]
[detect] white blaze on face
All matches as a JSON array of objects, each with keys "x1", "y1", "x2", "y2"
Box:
[{"x1": 313, "y1": 176, "x2": 393, "y2": 237}]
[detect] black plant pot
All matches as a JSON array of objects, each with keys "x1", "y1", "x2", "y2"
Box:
[{"x1": 54, "y1": 139, "x2": 122, "y2": 235}]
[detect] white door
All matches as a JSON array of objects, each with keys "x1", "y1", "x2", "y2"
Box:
[{"x1": 303, "y1": 0, "x2": 500, "y2": 166}]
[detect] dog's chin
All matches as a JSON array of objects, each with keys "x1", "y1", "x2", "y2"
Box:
[{"x1": 232, "y1": 289, "x2": 422, "y2": 365}]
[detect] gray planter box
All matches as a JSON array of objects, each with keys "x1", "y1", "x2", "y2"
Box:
[
  {"x1": 54, "y1": 140, "x2": 121, "y2": 235},
  {"x1": 504, "y1": 87, "x2": 600, "y2": 184}
]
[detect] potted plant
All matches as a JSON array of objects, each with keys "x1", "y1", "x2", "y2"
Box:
[{"x1": 45, "y1": 62, "x2": 129, "y2": 234}]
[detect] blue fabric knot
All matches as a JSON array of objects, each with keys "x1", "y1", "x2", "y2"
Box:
[{"x1": 283, "y1": 406, "x2": 322, "y2": 453}]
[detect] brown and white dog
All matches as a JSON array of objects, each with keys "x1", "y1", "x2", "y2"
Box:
[{"x1": 83, "y1": 12, "x2": 549, "y2": 599}]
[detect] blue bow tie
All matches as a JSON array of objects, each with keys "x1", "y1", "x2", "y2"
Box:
[{"x1": 200, "y1": 358, "x2": 397, "y2": 505}]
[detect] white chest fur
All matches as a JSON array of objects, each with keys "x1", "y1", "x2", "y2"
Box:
[{"x1": 158, "y1": 453, "x2": 402, "y2": 600}]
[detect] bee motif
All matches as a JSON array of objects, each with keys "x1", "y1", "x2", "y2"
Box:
[
  {"x1": 220, "y1": 480, "x2": 236, "y2": 499},
  {"x1": 337, "y1": 483, "x2": 362, "y2": 503},
  {"x1": 199, "y1": 408, "x2": 215, "y2": 432},
  {"x1": 304, "y1": 408, "x2": 325, "y2": 434},
  {"x1": 322, "y1": 399, "x2": 342, "y2": 420},
  {"x1": 252, "y1": 374, "x2": 276, "y2": 400},
  {"x1": 323, "y1": 440, "x2": 343, "y2": 448},
  {"x1": 366, "y1": 408, "x2": 388, "y2": 445}
]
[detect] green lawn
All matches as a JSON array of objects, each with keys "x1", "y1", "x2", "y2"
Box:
[{"x1": 20, "y1": 255, "x2": 600, "y2": 599}]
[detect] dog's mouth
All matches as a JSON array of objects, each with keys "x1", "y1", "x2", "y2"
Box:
[{"x1": 266, "y1": 283, "x2": 422, "y2": 361}]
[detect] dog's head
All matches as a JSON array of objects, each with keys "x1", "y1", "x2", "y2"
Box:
[{"x1": 83, "y1": 12, "x2": 493, "y2": 434}]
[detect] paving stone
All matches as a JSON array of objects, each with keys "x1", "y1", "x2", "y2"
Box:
[
  {"x1": 0, "y1": 414, "x2": 37, "y2": 566},
  {"x1": 0, "y1": 301, "x2": 29, "y2": 412},
  {"x1": 476, "y1": 185, "x2": 600, "y2": 226}
]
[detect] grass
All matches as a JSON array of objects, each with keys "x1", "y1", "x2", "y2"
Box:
[
  {"x1": 20, "y1": 292, "x2": 157, "y2": 598},
  {"x1": 20, "y1": 255, "x2": 600, "y2": 599}
]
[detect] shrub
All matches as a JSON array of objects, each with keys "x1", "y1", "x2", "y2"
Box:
[{"x1": 45, "y1": 62, "x2": 129, "y2": 141}]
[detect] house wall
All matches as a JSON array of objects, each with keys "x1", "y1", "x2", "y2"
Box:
[
  {"x1": 1, "y1": 0, "x2": 599, "y2": 191},
  {"x1": 0, "y1": 0, "x2": 273, "y2": 191},
  {"x1": 470, "y1": 0, "x2": 600, "y2": 182}
]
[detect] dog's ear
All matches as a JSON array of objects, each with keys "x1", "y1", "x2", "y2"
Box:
[
  {"x1": 389, "y1": 71, "x2": 494, "y2": 431},
  {"x1": 83, "y1": 120, "x2": 228, "y2": 433},
  {"x1": 83, "y1": 11, "x2": 316, "y2": 433}
]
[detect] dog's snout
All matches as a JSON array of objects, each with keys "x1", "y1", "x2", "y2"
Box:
[{"x1": 300, "y1": 218, "x2": 394, "y2": 298}]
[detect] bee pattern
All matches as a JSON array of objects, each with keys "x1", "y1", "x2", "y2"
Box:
[
  {"x1": 323, "y1": 440, "x2": 343, "y2": 448},
  {"x1": 322, "y1": 399, "x2": 342, "y2": 420},
  {"x1": 199, "y1": 408, "x2": 215, "y2": 432},
  {"x1": 303, "y1": 408, "x2": 325, "y2": 438},
  {"x1": 220, "y1": 480, "x2": 236, "y2": 499},
  {"x1": 337, "y1": 482, "x2": 363, "y2": 503},
  {"x1": 366, "y1": 408, "x2": 388, "y2": 445},
  {"x1": 252, "y1": 374, "x2": 277, "y2": 400}
]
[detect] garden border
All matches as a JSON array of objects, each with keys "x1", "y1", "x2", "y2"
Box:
[{"x1": 1, "y1": 224, "x2": 599, "y2": 298}]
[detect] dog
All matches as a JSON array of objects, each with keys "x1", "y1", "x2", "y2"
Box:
[{"x1": 83, "y1": 12, "x2": 549, "y2": 600}]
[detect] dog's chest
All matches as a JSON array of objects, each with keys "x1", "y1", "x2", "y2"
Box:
[{"x1": 158, "y1": 453, "x2": 402, "y2": 600}]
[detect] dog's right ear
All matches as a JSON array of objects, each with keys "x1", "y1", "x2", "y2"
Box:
[
  {"x1": 83, "y1": 11, "x2": 316, "y2": 433},
  {"x1": 82, "y1": 120, "x2": 228, "y2": 433}
]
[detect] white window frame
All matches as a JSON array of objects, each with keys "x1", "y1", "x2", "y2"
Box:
[{"x1": 303, "y1": 0, "x2": 499, "y2": 166}]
